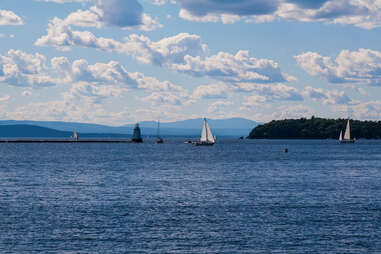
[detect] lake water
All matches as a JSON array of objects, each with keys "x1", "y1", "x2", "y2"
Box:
[{"x1": 1, "y1": 139, "x2": 381, "y2": 253}]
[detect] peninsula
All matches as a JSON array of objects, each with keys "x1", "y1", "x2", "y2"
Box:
[{"x1": 248, "y1": 117, "x2": 381, "y2": 139}]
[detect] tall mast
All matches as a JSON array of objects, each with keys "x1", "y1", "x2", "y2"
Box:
[
  {"x1": 157, "y1": 120, "x2": 160, "y2": 138},
  {"x1": 205, "y1": 118, "x2": 208, "y2": 142}
]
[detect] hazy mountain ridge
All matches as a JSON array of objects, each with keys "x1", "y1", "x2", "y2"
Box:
[
  {"x1": 0, "y1": 118, "x2": 260, "y2": 137},
  {"x1": 0, "y1": 125, "x2": 130, "y2": 138}
]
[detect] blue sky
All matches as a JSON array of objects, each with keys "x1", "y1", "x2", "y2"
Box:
[{"x1": 1, "y1": 0, "x2": 381, "y2": 125}]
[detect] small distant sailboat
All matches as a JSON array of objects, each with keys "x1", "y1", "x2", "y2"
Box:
[
  {"x1": 340, "y1": 119, "x2": 355, "y2": 144},
  {"x1": 73, "y1": 131, "x2": 78, "y2": 141},
  {"x1": 194, "y1": 118, "x2": 215, "y2": 146},
  {"x1": 156, "y1": 120, "x2": 164, "y2": 144},
  {"x1": 131, "y1": 123, "x2": 143, "y2": 143}
]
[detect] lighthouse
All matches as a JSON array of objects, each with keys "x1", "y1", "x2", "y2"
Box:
[{"x1": 131, "y1": 123, "x2": 143, "y2": 143}]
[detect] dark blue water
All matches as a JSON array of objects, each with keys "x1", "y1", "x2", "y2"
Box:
[{"x1": 1, "y1": 139, "x2": 381, "y2": 253}]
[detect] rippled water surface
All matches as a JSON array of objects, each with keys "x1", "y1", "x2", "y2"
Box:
[{"x1": 1, "y1": 139, "x2": 381, "y2": 253}]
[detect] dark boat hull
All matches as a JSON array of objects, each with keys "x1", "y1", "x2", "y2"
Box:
[
  {"x1": 193, "y1": 142, "x2": 215, "y2": 146},
  {"x1": 340, "y1": 139, "x2": 355, "y2": 144}
]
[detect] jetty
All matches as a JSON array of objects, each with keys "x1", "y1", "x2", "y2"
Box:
[
  {"x1": 0, "y1": 123, "x2": 144, "y2": 143},
  {"x1": 0, "y1": 139, "x2": 134, "y2": 143}
]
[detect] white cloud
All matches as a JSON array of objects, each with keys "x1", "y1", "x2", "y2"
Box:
[
  {"x1": 303, "y1": 86, "x2": 352, "y2": 105},
  {"x1": 158, "y1": 0, "x2": 381, "y2": 29},
  {"x1": 208, "y1": 100, "x2": 234, "y2": 114},
  {"x1": 36, "y1": 22, "x2": 289, "y2": 84},
  {"x1": 334, "y1": 101, "x2": 381, "y2": 120},
  {"x1": 295, "y1": 49, "x2": 381, "y2": 86},
  {"x1": 173, "y1": 50, "x2": 287, "y2": 83},
  {"x1": 64, "y1": 3, "x2": 162, "y2": 31},
  {"x1": 192, "y1": 83, "x2": 229, "y2": 99},
  {"x1": 0, "y1": 10, "x2": 23, "y2": 26},
  {"x1": 64, "y1": 81, "x2": 124, "y2": 104},
  {"x1": 271, "y1": 104, "x2": 315, "y2": 120},
  {"x1": 36, "y1": 20, "x2": 204, "y2": 59},
  {"x1": 0, "y1": 50, "x2": 190, "y2": 104},
  {"x1": 0, "y1": 95, "x2": 10, "y2": 102},
  {"x1": 141, "y1": 92, "x2": 185, "y2": 106},
  {"x1": 0, "y1": 50, "x2": 55, "y2": 87},
  {"x1": 179, "y1": 9, "x2": 240, "y2": 24},
  {"x1": 42, "y1": 0, "x2": 93, "y2": 2},
  {"x1": 22, "y1": 90, "x2": 32, "y2": 96},
  {"x1": 238, "y1": 83, "x2": 304, "y2": 106}
]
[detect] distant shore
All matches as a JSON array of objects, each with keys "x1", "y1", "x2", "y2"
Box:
[{"x1": 248, "y1": 117, "x2": 381, "y2": 139}]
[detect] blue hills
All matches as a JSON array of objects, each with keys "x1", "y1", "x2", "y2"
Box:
[{"x1": 0, "y1": 118, "x2": 260, "y2": 137}]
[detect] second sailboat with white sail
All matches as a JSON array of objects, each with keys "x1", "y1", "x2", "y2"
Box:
[
  {"x1": 339, "y1": 119, "x2": 355, "y2": 144},
  {"x1": 194, "y1": 118, "x2": 216, "y2": 146}
]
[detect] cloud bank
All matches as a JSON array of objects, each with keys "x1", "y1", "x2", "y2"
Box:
[
  {"x1": 36, "y1": 21, "x2": 290, "y2": 84},
  {"x1": 295, "y1": 49, "x2": 381, "y2": 86},
  {"x1": 158, "y1": 0, "x2": 381, "y2": 29}
]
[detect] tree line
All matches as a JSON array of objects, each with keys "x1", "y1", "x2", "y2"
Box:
[{"x1": 248, "y1": 117, "x2": 381, "y2": 139}]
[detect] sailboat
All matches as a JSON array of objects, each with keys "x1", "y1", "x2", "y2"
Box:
[
  {"x1": 73, "y1": 131, "x2": 78, "y2": 141},
  {"x1": 156, "y1": 120, "x2": 164, "y2": 144},
  {"x1": 194, "y1": 118, "x2": 215, "y2": 146},
  {"x1": 340, "y1": 119, "x2": 355, "y2": 143}
]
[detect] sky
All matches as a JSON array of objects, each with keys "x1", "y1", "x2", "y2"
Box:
[{"x1": 1, "y1": 0, "x2": 381, "y2": 125}]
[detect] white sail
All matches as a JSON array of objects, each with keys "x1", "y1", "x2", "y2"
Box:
[
  {"x1": 206, "y1": 121, "x2": 215, "y2": 143},
  {"x1": 339, "y1": 130, "x2": 342, "y2": 141},
  {"x1": 200, "y1": 119, "x2": 207, "y2": 142},
  {"x1": 344, "y1": 120, "x2": 351, "y2": 140}
]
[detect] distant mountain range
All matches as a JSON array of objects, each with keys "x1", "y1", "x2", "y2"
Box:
[
  {"x1": 0, "y1": 125, "x2": 130, "y2": 138},
  {"x1": 0, "y1": 118, "x2": 260, "y2": 137}
]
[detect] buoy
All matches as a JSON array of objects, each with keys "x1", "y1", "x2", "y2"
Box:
[{"x1": 285, "y1": 148, "x2": 288, "y2": 153}]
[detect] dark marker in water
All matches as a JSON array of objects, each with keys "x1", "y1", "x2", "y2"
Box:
[{"x1": 285, "y1": 148, "x2": 288, "y2": 153}]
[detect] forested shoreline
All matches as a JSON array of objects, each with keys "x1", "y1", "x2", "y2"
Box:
[{"x1": 248, "y1": 117, "x2": 381, "y2": 139}]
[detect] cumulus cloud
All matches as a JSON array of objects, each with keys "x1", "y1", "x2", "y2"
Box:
[
  {"x1": 6, "y1": 99, "x2": 130, "y2": 125},
  {"x1": 173, "y1": 50, "x2": 288, "y2": 83},
  {"x1": 0, "y1": 50, "x2": 189, "y2": 104},
  {"x1": 295, "y1": 49, "x2": 381, "y2": 86},
  {"x1": 141, "y1": 92, "x2": 185, "y2": 106},
  {"x1": 36, "y1": 20, "x2": 204, "y2": 59},
  {"x1": 8, "y1": 101, "x2": 70, "y2": 121},
  {"x1": 22, "y1": 90, "x2": 32, "y2": 96},
  {"x1": 193, "y1": 83, "x2": 229, "y2": 99},
  {"x1": 333, "y1": 101, "x2": 381, "y2": 120},
  {"x1": 271, "y1": 104, "x2": 315, "y2": 120},
  {"x1": 0, "y1": 50, "x2": 139, "y2": 88},
  {"x1": 159, "y1": 0, "x2": 381, "y2": 29},
  {"x1": 64, "y1": 82, "x2": 124, "y2": 104},
  {"x1": 0, "y1": 9, "x2": 24, "y2": 26},
  {"x1": 179, "y1": 8, "x2": 241, "y2": 24},
  {"x1": 303, "y1": 86, "x2": 352, "y2": 105},
  {"x1": 98, "y1": 0, "x2": 142, "y2": 27},
  {"x1": 0, "y1": 50, "x2": 55, "y2": 87},
  {"x1": 36, "y1": 21, "x2": 290, "y2": 84},
  {"x1": 208, "y1": 100, "x2": 233, "y2": 114},
  {"x1": 241, "y1": 83, "x2": 304, "y2": 106},
  {"x1": 175, "y1": 0, "x2": 279, "y2": 17},
  {"x1": 42, "y1": 0, "x2": 93, "y2": 2},
  {"x1": 0, "y1": 95, "x2": 10, "y2": 102},
  {"x1": 63, "y1": 2, "x2": 162, "y2": 31}
]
